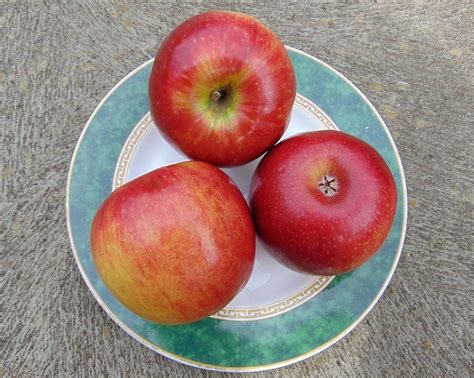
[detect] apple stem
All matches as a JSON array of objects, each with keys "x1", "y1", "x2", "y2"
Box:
[{"x1": 211, "y1": 90, "x2": 224, "y2": 102}]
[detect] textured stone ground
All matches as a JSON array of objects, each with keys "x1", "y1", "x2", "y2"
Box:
[{"x1": 2, "y1": 1, "x2": 472, "y2": 376}]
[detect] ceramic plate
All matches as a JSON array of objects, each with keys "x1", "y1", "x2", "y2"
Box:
[{"x1": 67, "y1": 47, "x2": 407, "y2": 372}]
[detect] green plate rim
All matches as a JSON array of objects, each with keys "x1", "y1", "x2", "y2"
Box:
[{"x1": 66, "y1": 46, "x2": 407, "y2": 372}]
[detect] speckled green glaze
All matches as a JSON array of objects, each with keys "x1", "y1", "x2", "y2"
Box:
[{"x1": 67, "y1": 48, "x2": 406, "y2": 370}]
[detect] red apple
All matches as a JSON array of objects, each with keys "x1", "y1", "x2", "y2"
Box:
[
  {"x1": 90, "y1": 161, "x2": 255, "y2": 324},
  {"x1": 250, "y1": 131, "x2": 397, "y2": 275},
  {"x1": 149, "y1": 11, "x2": 296, "y2": 167}
]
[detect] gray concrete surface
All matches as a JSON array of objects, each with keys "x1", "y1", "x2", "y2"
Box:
[{"x1": 2, "y1": 1, "x2": 473, "y2": 376}]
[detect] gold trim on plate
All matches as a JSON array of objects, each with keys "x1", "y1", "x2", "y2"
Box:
[
  {"x1": 213, "y1": 275, "x2": 332, "y2": 320},
  {"x1": 113, "y1": 113, "x2": 151, "y2": 189}
]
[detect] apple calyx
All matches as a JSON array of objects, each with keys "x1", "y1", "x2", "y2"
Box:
[{"x1": 318, "y1": 175, "x2": 338, "y2": 197}]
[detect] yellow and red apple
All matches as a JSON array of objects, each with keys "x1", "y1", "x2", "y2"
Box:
[
  {"x1": 250, "y1": 131, "x2": 397, "y2": 275},
  {"x1": 149, "y1": 11, "x2": 296, "y2": 167},
  {"x1": 90, "y1": 161, "x2": 255, "y2": 324}
]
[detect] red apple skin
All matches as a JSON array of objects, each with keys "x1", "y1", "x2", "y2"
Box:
[
  {"x1": 90, "y1": 161, "x2": 255, "y2": 324},
  {"x1": 250, "y1": 131, "x2": 397, "y2": 275},
  {"x1": 149, "y1": 11, "x2": 296, "y2": 167}
]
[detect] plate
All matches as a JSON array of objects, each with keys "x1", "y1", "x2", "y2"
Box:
[{"x1": 67, "y1": 47, "x2": 407, "y2": 371}]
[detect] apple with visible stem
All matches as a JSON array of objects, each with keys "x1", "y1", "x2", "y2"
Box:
[
  {"x1": 250, "y1": 130, "x2": 397, "y2": 275},
  {"x1": 90, "y1": 161, "x2": 255, "y2": 324},
  {"x1": 149, "y1": 11, "x2": 296, "y2": 167}
]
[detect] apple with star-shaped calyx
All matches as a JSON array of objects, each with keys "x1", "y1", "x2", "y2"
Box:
[{"x1": 250, "y1": 130, "x2": 397, "y2": 275}]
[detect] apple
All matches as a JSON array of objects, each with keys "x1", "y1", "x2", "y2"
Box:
[
  {"x1": 149, "y1": 11, "x2": 296, "y2": 167},
  {"x1": 250, "y1": 131, "x2": 397, "y2": 275},
  {"x1": 90, "y1": 161, "x2": 255, "y2": 324}
]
